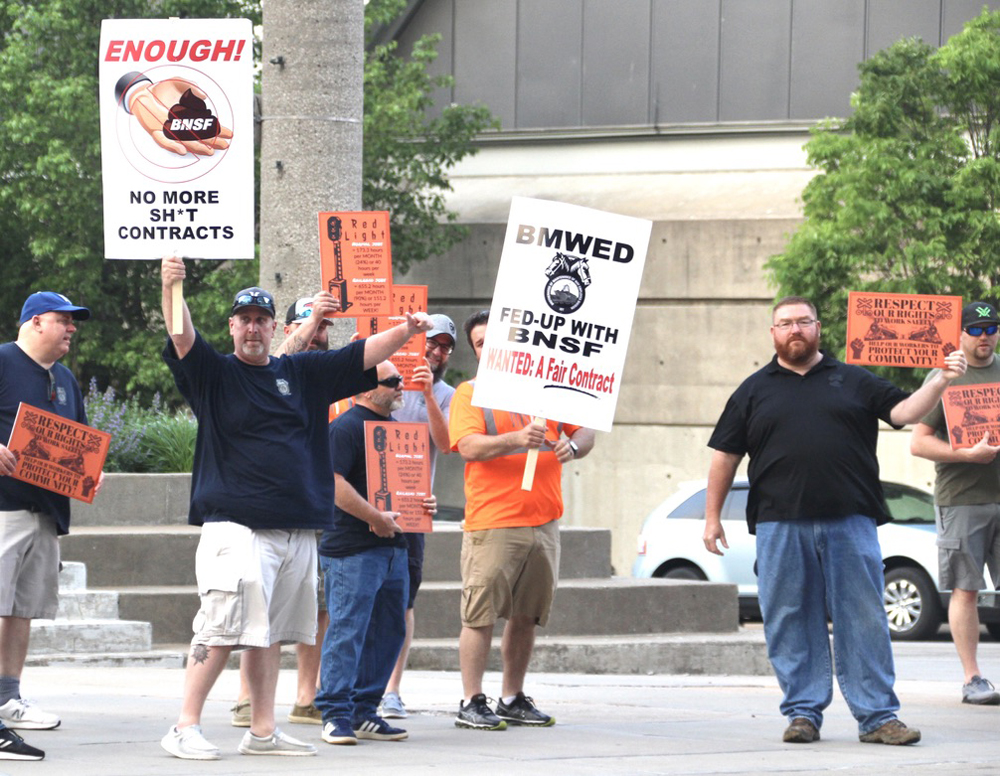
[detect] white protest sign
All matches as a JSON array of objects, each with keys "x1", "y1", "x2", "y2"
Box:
[
  {"x1": 472, "y1": 197, "x2": 651, "y2": 432},
  {"x1": 98, "y1": 18, "x2": 254, "y2": 260}
]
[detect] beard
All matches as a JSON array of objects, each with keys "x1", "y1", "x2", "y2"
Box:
[
  {"x1": 240, "y1": 340, "x2": 267, "y2": 358},
  {"x1": 774, "y1": 335, "x2": 819, "y2": 365},
  {"x1": 371, "y1": 391, "x2": 404, "y2": 412},
  {"x1": 390, "y1": 395, "x2": 405, "y2": 411}
]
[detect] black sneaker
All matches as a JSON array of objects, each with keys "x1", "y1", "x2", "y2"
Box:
[
  {"x1": 0, "y1": 727, "x2": 44, "y2": 760},
  {"x1": 495, "y1": 692, "x2": 555, "y2": 727},
  {"x1": 455, "y1": 694, "x2": 507, "y2": 730}
]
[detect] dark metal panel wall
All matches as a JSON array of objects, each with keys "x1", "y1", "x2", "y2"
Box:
[
  {"x1": 789, "y1": 0, "x2": 865, "y2": 120},
  {"x1": 581, "y1": 0, "x2": 651, "y2": 127},
  {"x1": 454, "y1": 0, "x2": 517, "y2": 129},
  {"x1": 718, "y1": 0, "x2": 791, "y2": 121},
  {"x1": 651, "y1": 0, "x2": 721, "y2": 124},
  {"x1": 867, "y1": 0, "x2": 941, "y2": 54},
  {"x1": 517, "y1": 0, "x2": 584, "y2": 128}
]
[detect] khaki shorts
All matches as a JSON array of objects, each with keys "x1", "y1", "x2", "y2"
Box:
[
  {"x1": 0, "y1": 510, "x2": 60, "y2": 619},
  {"x1": 192, "y1": 522, "x2": 318, "y2": 649},
  {"x1": 460, "y1": 519, "x2": 560, "y2": 628},
  {"x1": 936, "y1": 503, "x2": 1000, "y2": 591}
]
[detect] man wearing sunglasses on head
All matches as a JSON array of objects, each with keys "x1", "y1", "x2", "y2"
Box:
[
  {"x1": 315, "y1": 361, "x2": 437, "y2": 746},
  {"x1": 157, "y1": 257, "x2": 431, "y2": 761},
  {"x1": 911, "y1": 300, "x2": 1000, "y2": 706}
]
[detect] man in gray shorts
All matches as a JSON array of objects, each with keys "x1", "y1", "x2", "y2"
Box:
[
  {"x1": 0, "y1": 291, "x2": 92, "y2": 761},
  {"x1": 157, "y1": 257, "x2": 430, "y2": 760},
  {"x1": 912, "y1": 300, "x2": 1000, "y2": 705}
]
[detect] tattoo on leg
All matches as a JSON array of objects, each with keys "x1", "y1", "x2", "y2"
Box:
[{"x1": 191, "y1": 644, "x2": 210, "y2": 665}]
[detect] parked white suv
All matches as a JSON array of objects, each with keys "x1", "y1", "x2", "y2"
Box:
[{"x1": 633, "y1": 479, "x2": 1000, "y2": 641}]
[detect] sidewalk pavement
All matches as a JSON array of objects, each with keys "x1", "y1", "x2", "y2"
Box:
[{"x1": 4, "y1": 638, "x2": 998, "y2": 776}]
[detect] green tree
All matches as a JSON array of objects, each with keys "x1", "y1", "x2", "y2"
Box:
[
  {"x1": 363, "y1": 0, "x2": 498, "y2": 274},
  {"x1": 767, "y1": 9, "x2": 1000, "y2": 388},
  {"x1": 0, "y1": 0, "x2": 493, "y2": 401}
]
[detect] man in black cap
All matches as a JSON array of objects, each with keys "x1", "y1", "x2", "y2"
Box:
[
  {"x1": 157, "y1": 257, "x2": 431, "y2": 761},
  {"x1": 0, "y1": 291, "x2": 91, "y2": 760},
  {"x1": 911, "y1": 300, "x2": 1000, "y2": 706}
]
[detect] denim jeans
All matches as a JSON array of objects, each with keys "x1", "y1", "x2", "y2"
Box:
[
  {"x1": 756, "y1": 514, "x2": 899, "y2": 734},
  {"x1": 314, "y1": 546, "x2": 409, "y2": 724}
]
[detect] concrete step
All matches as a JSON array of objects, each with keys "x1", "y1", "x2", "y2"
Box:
[
  {"x1": 56, "y1": 590, "x2": 119, "y2": 620},
  {"x1": 24, "y1": 630, "x2": 771, "y2": 676},
  {"x1": 29, "y1": 619, "x2": 152, "y2": 654},
  {"x1": 113, "y1": 577, "x2": 737, "y2": 645},
  {"x1": 60, "y1": 524, "x2": 613, "y2": 586}
]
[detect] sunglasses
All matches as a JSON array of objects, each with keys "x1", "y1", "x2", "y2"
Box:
[
  {"x1": 965, "y1": 324, "x2": 998, "y2": 336},
  {"x1": 377, "y1": 375, "x2": 404, "y2": 388}
]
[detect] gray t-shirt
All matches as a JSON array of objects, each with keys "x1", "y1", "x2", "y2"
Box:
[
  {"x1": 921, "y1": 357, "x2": 1000, "y2": 506},
  {"x1": 395, "y1": 378, "x2": 455, "y2": 486}
]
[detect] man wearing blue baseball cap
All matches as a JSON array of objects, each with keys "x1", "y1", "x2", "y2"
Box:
[{"x1": 0, "y1": 291, "x2": 92, "y2": 760}]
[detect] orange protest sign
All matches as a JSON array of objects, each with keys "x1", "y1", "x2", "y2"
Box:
[
  {"x1": 356, "y1": 285, "x2": 428, "y2": 390},
  {"x1": 6, "y1": 403, "x2": 110, "y2": 503},
  {"x1": 845, "y1": 291, "x2": 961, "y2": 368},
  {"x1": 364, "y1": 421, "x2": 432, "y2": 533},
  {"x1": 318, "y1": 211, "x2": 393, "y2": 317},
  {"x1": 941, "y1": 383, "x2": 1000, "y2": 449}
]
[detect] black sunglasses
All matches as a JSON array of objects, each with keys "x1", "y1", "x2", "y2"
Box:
[
  {"x1": 965, "y1": 324, "x2": 998, "y2": 336},
  {"x1": 377, "y1": 375, "x2": 404, "y2": 388}
]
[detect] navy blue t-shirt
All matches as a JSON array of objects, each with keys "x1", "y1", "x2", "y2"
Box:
[
  {"x1": 709, "y1": 352, "x2": 908, "y2": 533},
  {"x1": 319, "y1": 404, "x2": 407, "y2": 557},
  {"x1": 163, "y1": 331, "x2": 376, "y2": 529},
  {"x1": 0, "y1": 342, "x2": 86, "y2": 535}
]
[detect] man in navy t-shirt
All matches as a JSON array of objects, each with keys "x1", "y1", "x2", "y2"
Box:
[
  {"x1": 157, "y1": 257, "x2": 432, "y2": 761},
  {"x1": 315, "y1": 361, "x2": 437, "y2": 746},
  {"x1": 0, "y1": 291, "x2": 91, "y2": 761}
]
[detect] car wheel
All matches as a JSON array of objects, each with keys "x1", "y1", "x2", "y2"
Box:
[
  {"x1": 883, "y1": 566, "x2": 943, "y2": 641},
  {"x1": 657, "y1": 564, "x2": 708, "y2": 581}
]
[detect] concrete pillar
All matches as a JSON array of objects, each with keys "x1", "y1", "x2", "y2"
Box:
[{"x1": 259, "y1": 0, "x2": 363, "y2": 317}]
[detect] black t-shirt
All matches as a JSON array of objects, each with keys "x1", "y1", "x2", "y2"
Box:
[
  {"x1": 163, "y1": 332, "x2": 375, "y2": 529},
  {"x1": 319, "y1": 404, "x2": 407, "y2": 557},
  {"x1": 0, "y1": 342, "x2": 86, "y2": 534},
  {"x1": 708, "y1": 353, "x2": 908, "y2": 533}
]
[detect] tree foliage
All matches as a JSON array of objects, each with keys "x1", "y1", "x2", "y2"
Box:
[
  {"x1": 0, "y1": 0, "x2": 493, "y2": 402},
  {"x1": 767, "y1": 9, "x2": 1000, "y2": 388}
]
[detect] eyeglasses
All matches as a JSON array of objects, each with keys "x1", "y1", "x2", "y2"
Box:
[
  {"x1": 426, "y1": 339, "x2": 454, "y2": 356},
  {"x1": 377, "y1": 375, "x2": 404, "y2": 388},
  {"x1": 773, "y1": 318, "x2": 818, "y2": 331},
  {"x1": 965, "y1": 324, "x2": 999, "y2": 336}
]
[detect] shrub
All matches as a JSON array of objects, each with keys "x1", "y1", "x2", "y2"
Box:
[{"x1": 141, "y1": 413, "x2": 197, "y2": 473}]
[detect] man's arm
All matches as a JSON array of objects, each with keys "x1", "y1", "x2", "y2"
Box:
[
  {"x1": 161, "y1": 256, "x2": 195, "y2": 359},
  {"x1": 553, "y1": 427, "x2": 596, "y2": 463},
  {"x1": 703, "y1": 450, "x2": 742, "y2": 556},
  {"x1": 889, "y1": 350, "x2": 967, "y2": 425},
  {"x1": 412, "y1": 362, "x2": 450, "y2": 454},
  {"x1": 911, "y1": 422, "x2": 1000, "y2": 464},
  {"x1": 333, "y1": 472, "x2": 401, "y2": 538},
  {"x1": 363, "y1": 312, "x2": 431, "y2": 370},
  {"x1": 274, "y1": 291, "x2": 339, "y2": 356},
  {"x1": 457, "y1": 421, "x2": 547, "y2": 462}
]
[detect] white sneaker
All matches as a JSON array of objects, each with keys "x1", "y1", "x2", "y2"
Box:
[
  {"x1": 160, "y1": 724, "x2": 221, "y2": 760},
  {"x1": 0, "y1": 698, "x2": 60, "y2": 730},
  {"x1": 238, "y1": 727, "x2": 316, "y2": 756}
]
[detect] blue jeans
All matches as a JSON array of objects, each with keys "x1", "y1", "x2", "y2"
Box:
[
  {"x1": 314, "y1": 547, "x2": 409, "y2": 723},
  {"x1": 756, "y1": 515, "x2": 899, "y2": 734}
]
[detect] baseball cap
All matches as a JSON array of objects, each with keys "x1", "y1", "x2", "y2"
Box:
[
  {"x1": 232, "y1": 287, "x2": 275, "y2": 318},
  {"x1": 962, "y1": 301, "x2": 1000, "y2": 329},
  {"x1": 427, "y1": 314, "x2": 456, "y2": 344},
  {"x1": 286, "y1": 297, "x2": 316, "y2": 325},
  {"x1": 20, "y1": 292, "x2": 91, "y2": 325}
]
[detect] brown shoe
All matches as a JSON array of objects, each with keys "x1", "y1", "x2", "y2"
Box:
[
  {"x1": 782, "y1": 717, "x2": 820, "y2": 743},
  {"x1": 287, "y1": 703, "x2": 322, "y2": 725},
  {"x1": 859, "y1": 719, "x2": 920, "y2": 745}
]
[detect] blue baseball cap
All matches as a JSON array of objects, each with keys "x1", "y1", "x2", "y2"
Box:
[
  {"x1": 19, "y1": 292, "x2": 91, "y2": 325},
  {"x1": 231, "y1": 287, "x2": 276, "y2": 318}
]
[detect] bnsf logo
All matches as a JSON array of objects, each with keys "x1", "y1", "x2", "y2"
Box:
[{"x1": 168, "y1": 117, "x2": 218, "y2": 131}]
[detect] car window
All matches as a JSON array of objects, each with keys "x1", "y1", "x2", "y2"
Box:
[
  {"x1": 722, "y1": 487, "x2": 749, "y2": 522},
  {"x1": 883, "y1": 482, "x2": 935, "y2": 524},
  {"x1": 668, "y1": 490, "x2": 706, "y2": 519}
]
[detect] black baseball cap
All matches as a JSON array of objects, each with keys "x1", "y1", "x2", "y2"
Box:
[
  {"x1": 962, "y1": 301, "x2": 1000, "y2": 329},
  {"x1": 231, "y1": 287, "x2": 275, "y2": 318}
]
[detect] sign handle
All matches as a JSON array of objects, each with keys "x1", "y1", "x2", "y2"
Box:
[
  {"x1": 520, "y1": 416, "x2": 544, "y2": 491},
  {"x1": 172, "y1": 278, "x2": 184, "y2": 336}
]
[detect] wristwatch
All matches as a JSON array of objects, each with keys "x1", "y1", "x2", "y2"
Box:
[{"x1": 568, "y1": 440, "x2": 579, "y2": 458}]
